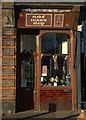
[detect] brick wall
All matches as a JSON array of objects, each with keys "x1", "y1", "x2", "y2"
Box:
[
  {"x1": 0, "y1": 1, "x2": 2, "y2": 117},
  {"x1": 40, "y1": 88, "x2": 72, "y2": 111},
  {"x1": 2, "y1": 3, "x2": 16, "y2": 114}
]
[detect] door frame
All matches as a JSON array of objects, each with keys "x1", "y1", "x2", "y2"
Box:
[
  {"x1": 34, "y1": 29, "x2": 77, "y2": 111},
  {"x1": 16, "y1": 29, "x2": 38, "y2": 112}
]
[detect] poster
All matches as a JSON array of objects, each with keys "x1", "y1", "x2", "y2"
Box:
[{"x1": 42, "y1": 66, "x2": 47, "y2": 76}]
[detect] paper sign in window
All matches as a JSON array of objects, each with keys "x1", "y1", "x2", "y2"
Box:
[
  {"x1": 62, "y1": 42, "x2": 68, "y2": 54},
  {"x1": 42, "y1": 66, "x2": 47, "y2": 76}
]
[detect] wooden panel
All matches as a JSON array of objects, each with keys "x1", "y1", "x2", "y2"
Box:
[{"x1": 18, "y1": 11, "x2": 79, "y2": 30}]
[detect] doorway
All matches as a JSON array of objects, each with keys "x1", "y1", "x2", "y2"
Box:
[
  {"x1": 16, "y1": 29, "x2": 72, "y2": 112},
  {"x1": 16, "y1": 29, "x2": 39, "y2": 112}
]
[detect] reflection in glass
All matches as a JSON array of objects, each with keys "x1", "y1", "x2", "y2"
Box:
[{"x1": 21, "y1": 60, "x2": 34, "y2": 88}]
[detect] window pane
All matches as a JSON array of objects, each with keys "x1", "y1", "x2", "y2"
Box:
[{"x1": 41, "y1": 32, "x2": 71, "y2": 86}]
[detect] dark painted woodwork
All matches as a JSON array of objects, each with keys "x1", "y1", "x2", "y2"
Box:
[{"x1": 18, "y1": 8, "x2": 79, "y2": 30}]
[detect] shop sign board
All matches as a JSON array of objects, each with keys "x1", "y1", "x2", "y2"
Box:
[
  {"x1": 18, "y1": 12, "x2": 79, "y2": 29},
  {"x1": 26, "y1": 14, "x2": 52, "y2": 27}
]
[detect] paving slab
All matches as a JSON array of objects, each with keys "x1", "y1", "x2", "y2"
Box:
[
  {"x1": 2, "y1": 110, "x2": 80, "y2": 120},
  {"x1": 77, "y1": 110, "x2": 86, "y2": 120}
]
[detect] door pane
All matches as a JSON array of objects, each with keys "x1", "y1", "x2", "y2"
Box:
[{"x1": 21, "y1": 60, "x2": 34, "y2": 88}]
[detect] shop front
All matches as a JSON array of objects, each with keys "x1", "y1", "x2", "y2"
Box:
[
  {"x1": 15, "y1": 4, "x2": 80, "y2": 112},
  {"x1": 39, "y1": 30, "x2": 71, "y2": 111}
]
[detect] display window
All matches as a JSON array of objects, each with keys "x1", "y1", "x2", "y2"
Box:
[{"x1": 41, "y1": 32, "x2": 71, "y2": 86}]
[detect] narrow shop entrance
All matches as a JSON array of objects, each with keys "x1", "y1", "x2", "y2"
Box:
[{"x1": 16, "y1": 29, "x2": 39, "y2": 112}]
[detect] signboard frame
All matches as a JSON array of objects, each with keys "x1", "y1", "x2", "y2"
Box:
[
  {"x1": 54, "y1": 14, "x2": 64, "y2": 27},
  {"x1": 26, "y1": 13, "x2": 52, "y2": 27}
]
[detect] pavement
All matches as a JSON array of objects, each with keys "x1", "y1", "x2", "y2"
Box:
[
  {"x1": 77, "y1": 110, "x2": 86, "y2": 120},
  {"x1": 1, "y1": 110, "x2": 81, "y2": 120}
]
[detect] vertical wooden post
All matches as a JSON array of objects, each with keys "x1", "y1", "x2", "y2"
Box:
[
  {"x1": 34, "y1": 35, "x2": 41, "y2": 111},
  {"x1": 71, "y1": 30, "x2": 77, "y2": 111}
]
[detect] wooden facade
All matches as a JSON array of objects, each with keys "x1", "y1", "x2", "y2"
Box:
[{"x1": 2, "y1": 3, "x2": 81, "y2": 114}]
